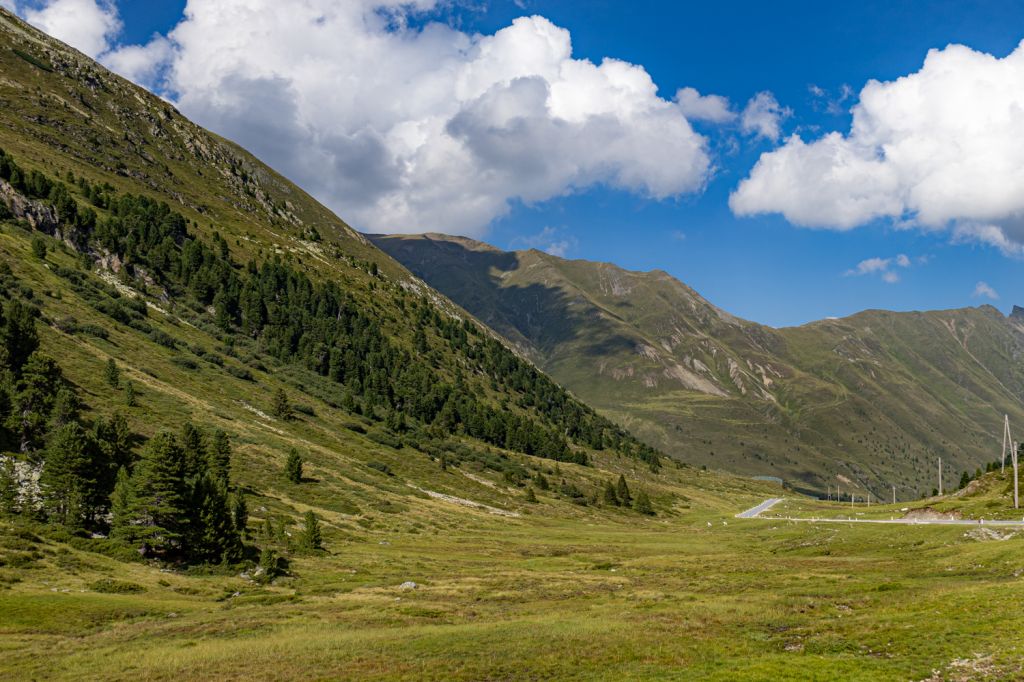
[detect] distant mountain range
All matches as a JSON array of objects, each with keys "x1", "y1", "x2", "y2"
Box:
[{"x1": 370, "y1": 233, "x2": 1024, "y2": 497}]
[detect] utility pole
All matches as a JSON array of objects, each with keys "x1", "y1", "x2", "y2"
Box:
[
  {"x1": 892, "y1": 485, "x2": 896, "y2": 505},
  {"x1": 938, "y1": 457, "x2": 943, "y2": 496},
  {"x1": 1015, "y1": 440, "x2": 1020, "y2": 510},
  {"x1": 1003, "y1": 414, "x2": 1012, "y2": 472}
]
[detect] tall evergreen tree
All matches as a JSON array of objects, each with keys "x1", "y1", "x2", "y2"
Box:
[
  {"x1": 7, "y1": 353, "x2": 63, "y2": 453},
  {"x1": 603, "y1": 480, "x2": 620, "y2": 506},
  {"x1": 119, "y1": 431, "x2": 188, "y2": 555},
  {"x1": 179, "y1": 422, "x2": 206, "y2": 480},
  {"x1": 0, "y1": 457, "x2": 18, "y2": 515},
  {"x1": 104, "y1": 359, "x2": 120, "y2": 388},
  {"x1": 272, "y1": 388, "x2": 292, "y2": 421},
  {"x1": 188, "y1": 474, "x2": 241, "y2": 563},
  {"x1": 231, "y1": 490, "x2": 248, "y2": 537},
  {"x1": 300, "y1": 510, "x2": 322, "y2": 551},
  {"x1": 207, "y1": 429, "x2": 231, "y2": 484},
  {"x1": 615, "y1": 474, "x2": 632, "y2": 507},
  {"x1": 39, "y1": 422, "x2": 94, "y2": 527},
  {"x1": 109, "y1": 466, "x2": 132, "y2": 537},
  {"x1": 285, "y1": 449, "x2": 303, "y2": 484},
  {"x1": 633, "y1": 489, "x2": 654, "y2": 516},
  {"x1": 0, "y1": 299, "x2": 39, "y2": 375}
]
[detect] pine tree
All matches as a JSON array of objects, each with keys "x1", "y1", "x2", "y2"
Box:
[
  {"x1": 633, "y1": 489, "x2": 654, "y2": 516},
  {"x1": 179, "y1": 422, "x2": 206, "y2": 480},
  {"x1": 615, "y1": 474, "x2": 632, "y2": 506},
  {"x1": 959, "y1": 471, "x2": 970, "y2": 489},
  {"x1": 300, "y1": 510, "x2": 322, "y2": 551},
  {"x1": 188, "y1": 474, "x2": 241, "y2": 563},
  {"x1": 104, "y1": 358, "x2": 120, "y2": 388},
  {"x1": 232, "y1": 490, "x2": 248, "y2": 536},
  {"x1": 1, "y1": 300, "x2": 39, "y2": 375},
  {"x1": 208, "y1": 430, "x2": 231, "y2": 484},
  {"x1": 272, "y1": 388, "x2": 292, "y2": 421},
  {"x1": 258, "y1": 547, "x2": 279, "y2": 580},
  {"x1": 121, "y1": 431, "x2": 188, "y2": 555},
  {"x1": 124, "y1": 380, "x2": 136, "y2": 407},
  {"x1": 285, "y1": 448, "x2": 303, "y2": 484},
  {"x1": 0, "y1": 457, "x2": 18, "y2": 514},
  {"x1": 48, "y1": 386, "x2": 80, "y2": 429},
  {"x1": 39, "y1": 422, "x2": 94, "y2": 527},
  {"x1": 109, "y1": 466, "x2": 132, "y2": 536},
  {"x1": 7, "y1": 353, "x2": 63, "y2": 453},
  {"x1": 603, "y1": 480, "x2": 620, "y2": 506},
  {"x1": 524, "y1": 486, "x2": 537, "y2": 503}
]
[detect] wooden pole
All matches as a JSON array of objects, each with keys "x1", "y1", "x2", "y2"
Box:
[
  {"x1": 1003, "y1": 415, "x2": 1010, "y2": 473},
  {"x1": 1014, "y1": 440, "x2": 1019, "y2": 510},
  {"x1": 938, "y1": 457, "x2": 943, "y2": 496}
]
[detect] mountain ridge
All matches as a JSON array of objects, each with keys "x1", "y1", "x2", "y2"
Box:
[{"x1": 370, "y1": 231, "x2": 1024, "y2": 497}]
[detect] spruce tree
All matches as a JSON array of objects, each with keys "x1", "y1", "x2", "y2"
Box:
[
  {"x1": 109, "y1": 466, "x2": 132, "y2": 537},
  {"x1": 1, "y1": 300, "x2": 39, "y2": 375},
  {"x1": 524, "y1": 486, "x2": 537, "y2": 503},
  {"x1": 0, "y1": 457, "x2": 18, "y2": 514},
  {"x1": 258, "y1": 547, "x2": 279, "y2": 580},
  {"x1": 603, "y1": 480, "x2": 620, "y2": 506},
  {"x1": 179, "y1": 422, "x2": 206, "y2": 480},
  {"x1": 208, "y1": 429, "x2": 231, "y2": 484},
  {"x1": 48, "y1": 387, "x2": 80, "y2": 429},
  {"x1": 272, "y1": 388, "x2": 292, "y2": 421},
  {"x1": 633, "y1": 490, "x2": 654, "y2": 516},
  {"x1": 39, "y1": 422, "x2": 94, "y2": 527},
  {"x1": 232, "y1": 490, "x2": 248, "y2": 537},
  {"x1": 104, "y1": 358, "x2": 120, "y2": 388},
  {"x1": 124, "y1": 380, "x2": 136, "y2": 407},
  {"x1": 188, "y1": 474, "x2": 241, "y2": 563},
  {"x1": 285, "y1": 448, "x2": 303, "y2": 484},
  {"x1": 615, "y1": 474, "x2": 632, "y2": 506},
  {"x1": 300, "y1": 510, "x2": 322, "y2": 551},
  {"x1": 122, "y1": 431, "x2": 188, "y2": 555},
  {"x1": 7, "y1": 353, "x2": 63, "y2": 453}
]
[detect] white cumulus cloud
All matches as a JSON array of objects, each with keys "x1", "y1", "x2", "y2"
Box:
[
  {"x1": 675, "y1": 87, "x2": 735, "y2": 123},
  {"x1": 845, "y1": 253, "x2": 914, "y2": 283},
  {"x1": 23, "y1": 0, "x2": 120, "y2": 58},
  {"x1": 740, "y1": 91, "x2": 790, "y2": 141},
  {"x1": 731, "y1": 40, "x2": 1024, "y2": 256},
  {"x1": 103, "y1": 2, "x2": 717, "y2": 236},
  {"x1": 973, "y1": 281, "x2": 999, "y2": 300}
]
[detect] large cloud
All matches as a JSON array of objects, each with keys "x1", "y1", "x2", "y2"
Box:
[
  {"x1": 104, "y1": 1, "x2": 717, "y2": 235},
  {"x1": 731, "y1": 41, "x2": 1024, "y2": 255},
  {"x1": 23, "y1": 0, "x2": 120, "y2": 58}
]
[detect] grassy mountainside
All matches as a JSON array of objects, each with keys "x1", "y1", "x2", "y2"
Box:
[
  {"x1": 0, "y1": 4, "x2": 682, "y2": 563},
  {"x1": 7, "y1": 10, "x2": 1024, "y2": 681},
  {"x1": 370, "y1": 233, "x2": 1024, "y2": 500}
]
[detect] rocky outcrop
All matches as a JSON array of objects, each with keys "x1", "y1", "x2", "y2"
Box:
[{"x1": 0, "y1": 178, "x2": 58, "y2": 233}]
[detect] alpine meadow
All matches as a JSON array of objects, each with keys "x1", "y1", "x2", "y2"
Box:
[{"x1": 2, "y1": 4, "x2": 1024, "y2": 681}]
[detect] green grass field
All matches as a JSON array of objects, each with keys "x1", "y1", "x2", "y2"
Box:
[{"x1": 5, "y1": 487, "x2": 1024, "y2": 681}]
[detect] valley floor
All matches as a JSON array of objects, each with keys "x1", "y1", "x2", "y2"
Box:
[{"x1": 4, "y1": 499, "x2": 1024, "y2": 681}]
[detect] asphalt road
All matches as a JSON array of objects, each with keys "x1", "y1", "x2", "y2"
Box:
[{"x1": 735, "y1": 498, "x2": 1024, "y2": 526}]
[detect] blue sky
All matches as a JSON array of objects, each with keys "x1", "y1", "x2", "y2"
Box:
[{"x1": 13, "y1": 0, "x2": 1024, "y2": 326}]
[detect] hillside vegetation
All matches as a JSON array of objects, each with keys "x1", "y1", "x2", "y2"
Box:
[
  {"x1": 7, "y1": 9, "x2": 1024, "y2": 680},
  {"x1": 371, "y1": 233, "x2": 1024, "y2": 500}
]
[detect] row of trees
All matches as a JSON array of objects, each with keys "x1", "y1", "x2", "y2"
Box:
[
  {"x1": 0, "y1": 273, "x2": 251, "y2": 562},
  {"x1": 0, "y1": 143, "x2": 661, "y2": 468}
]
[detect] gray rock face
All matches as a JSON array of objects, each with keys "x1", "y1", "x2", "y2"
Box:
[{"x1": 0, "y1": 178, "x2": 58, "y2": 234}]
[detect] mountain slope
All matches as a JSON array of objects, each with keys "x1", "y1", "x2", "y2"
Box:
[
  {"x1": 370, "y1": 232, "x2": 1024, "y2": 498},
  {"x1": 0, "y1": 3, "x2": 688, "y2": 551}
]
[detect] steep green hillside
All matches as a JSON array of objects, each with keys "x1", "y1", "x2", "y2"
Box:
[
  {"x1": 0, "y1": 4, "x2": 684, "y2": 558},
  {"x1": 370, "y1": 233, "x2": 1024, "y2": 499}
]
